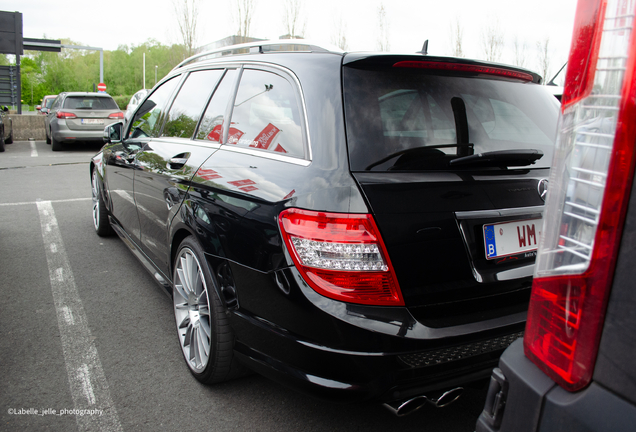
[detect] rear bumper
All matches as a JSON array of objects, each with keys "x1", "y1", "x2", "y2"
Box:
[
  {"x1": 228, "y1": 266, "x2": 526, "y2": 403},
  {"x1": 231, "y1": 308, "x2": 509, "y2": 403},
  {"x1": 52, "y1": 120, "x2": 116, "y2": 142},
  {"x1": 476, "y1": 339, "x2": 636, "y2": 432}
]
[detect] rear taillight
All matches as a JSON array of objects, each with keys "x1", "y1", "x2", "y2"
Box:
[
  {"x1": 278, "y1": 208, "x2": 404, "y2": 306},
  {"x1": 393, "y1": 61, "x2": 534, "y2": 82},
  {"x1": 108, "y1": 112, "x2": 124, "y2": 119},
  {"x1": 56, "y1": 111, "x2": 77, "y2": 119},
  {"x1": 524, "y1": 0, "x2": 636, "y2": 391}
]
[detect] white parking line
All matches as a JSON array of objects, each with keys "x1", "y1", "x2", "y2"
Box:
[
  {"x1": 30, "y1": 141, "x2": 38, "y2": 157},
  {"x1": 36, "y1": 201, "x2": 122, "y2": 432},
  {"x1": 0, "y1": 197, "x2": 91, "y2": 207}
]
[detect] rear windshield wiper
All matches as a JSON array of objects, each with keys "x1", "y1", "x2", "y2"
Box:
[
  {"x1": 448, "y1": 149, "x2": 544, "y2": 168},
  {"x1": 365, "y1": 143, "x2": 474, "y2": 171}
]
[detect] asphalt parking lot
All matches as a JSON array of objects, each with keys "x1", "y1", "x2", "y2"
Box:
[{"x1": 0, "y1": 140, "x2": 489, "y2": 432}]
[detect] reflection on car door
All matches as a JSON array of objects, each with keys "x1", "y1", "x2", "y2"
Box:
[
  {"x1": 106, "y1": 76, "x2": 181, "y2": 245},
  {"x1": 134, "y1": 141, "x2": 217, "y2": 276},
  {"x1": 104, "y1": 138, "x2": 147, "y2": 243},
  {"x1": 133, "y1": 69, "x2": 228, "y2": 276}
]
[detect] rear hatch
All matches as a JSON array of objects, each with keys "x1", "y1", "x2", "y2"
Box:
[
  {"x1": 342, "y1": 55, "x2": 559, "y2": 328},
  {"x1": 62, "y1": 95, "x2": 121, "y2": 130}
]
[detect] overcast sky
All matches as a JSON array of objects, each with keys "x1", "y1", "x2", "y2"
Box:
[{"x1": 3, "y1": 0, "x2": 577, "y2": 79}]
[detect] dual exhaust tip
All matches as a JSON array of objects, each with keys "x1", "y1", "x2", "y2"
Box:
[{"x1": 383, "y1": 387, "x2": 464, "y2": 417}]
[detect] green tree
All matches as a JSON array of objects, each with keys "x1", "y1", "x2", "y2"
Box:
[
  {"x1": 20, "y1": 56, "x2": 46, "y2": 106},
  {"x1": 21, "y1": 38, "x2": 187, "y2": 99}
]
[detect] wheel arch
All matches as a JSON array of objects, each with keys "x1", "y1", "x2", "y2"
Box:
[
  {"x1": 169, "y1": 217, "x2": 234, "y2": 310},
  {"x1": 170, "y1": 227, "x2": 194, "y2": 276}
]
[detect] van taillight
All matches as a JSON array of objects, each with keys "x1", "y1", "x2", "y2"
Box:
[
  {"x1": 524, "y1": 0, "x2": 636, "y2": 391},
  {"x1": 278, "y1": 208, "x2": 404, "y2": 306}
]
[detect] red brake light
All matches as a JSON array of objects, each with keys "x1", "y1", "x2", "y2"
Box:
[
  {"x1": 278, "y1": 208, "x2": 404, "y2": 306},
  {"x1": 524, "y1": 0, "x2": 636, "y2": 391},
  {"x1": 393, "y1": 61, "x2": 534, "y2": 82},
  {"x1": 56, "y1": 111, "x2": 77, "y2": 119},
  {"x1": 108, "y1": 112, "x2": 124, "y2": 119}
]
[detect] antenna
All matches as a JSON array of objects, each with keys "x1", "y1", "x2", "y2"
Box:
[
  {"x1": 547, "y1": 62, "x2": 567, "y2": 86},
  {"x1": 419, "y1": 40, "x2": 429, "y2": 55}
]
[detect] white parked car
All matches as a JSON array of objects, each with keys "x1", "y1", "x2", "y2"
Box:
[{"x1": 124, "y1": 89, "x2": 149, "y2": 123}]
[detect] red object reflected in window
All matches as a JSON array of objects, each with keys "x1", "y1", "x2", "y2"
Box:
[
  {"x1": 207, "y1": 124, "x2": 245, "y2": 144},
  {"x1": 250, "y1": 123, "x2": 280, "y2": 150},
  {"x1": 228, "y1": 179, "x2": 257, "y2": 187},
  {"x1": 228, "y1": 128, "x2": 244, "y2": 144}
]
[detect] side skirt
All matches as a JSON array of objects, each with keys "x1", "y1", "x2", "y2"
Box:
[{"x1": 109, "y1": 216, "x2": 173, "y2": 297}]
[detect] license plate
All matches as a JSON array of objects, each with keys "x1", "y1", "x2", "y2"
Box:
[
  {"x1": 81, "y1": 119, "x2": 104, "y2": 125},
  {"x1": 483, "y1": 218, "x2": 542, "y2": 260}
]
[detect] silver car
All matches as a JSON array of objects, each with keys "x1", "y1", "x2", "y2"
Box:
[{"x1": 46, "y1": 92, "x2": 123, "y2": 151}]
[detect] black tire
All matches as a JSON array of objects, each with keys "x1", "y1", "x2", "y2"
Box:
[
  {"x1": 91, "y1": 169, "x2": 114, "y2": 236},
  {"x1": 0, "y1": 130, "x2": 5, "y2": 153},
  {"x1": 172, "y1": 237, "x2": 246, "y2": 384},
  {"x1": 46, "y1": 128, "x2": 51, "y2": 144},
  {"x1": 5, "y1": 128, "x2": 12, "y2": 144},
  {"x1": 51, "y1": 134, "x2": 62, "y2": 151}
]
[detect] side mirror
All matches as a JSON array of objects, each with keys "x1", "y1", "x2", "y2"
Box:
[
  {"x1": 41, "y1": 107, "x2": 49, "y2": 114},
  {"x1": 103, "y1": 121, "x2": 123, "y2": 144},
  {"x1": 36, "y1": 105, "x2": 42, "y2": 111}
]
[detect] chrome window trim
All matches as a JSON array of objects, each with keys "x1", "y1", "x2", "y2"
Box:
[
  {"x1": 217, "y1": 144, "x2": 311, "y2": 166},
  {"x1": 151, "y1": 136, "x2": 222, "y2": 151}
]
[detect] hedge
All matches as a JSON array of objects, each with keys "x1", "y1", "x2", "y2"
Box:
[{"x1": 111, "y1": 95, "x2": 132, "y2": 111}]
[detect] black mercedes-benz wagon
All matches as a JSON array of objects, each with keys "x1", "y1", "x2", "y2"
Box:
[{"x1": 91, "y1": 40, "x2": 559, "y2": 415}]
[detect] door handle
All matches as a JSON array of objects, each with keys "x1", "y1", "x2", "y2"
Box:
[
  {"x1": 167, "y1": 152, "x2": 191, "y2": 170},
  {"x1": 169, "y1": 157, "x2": 188, "y2": 165}
]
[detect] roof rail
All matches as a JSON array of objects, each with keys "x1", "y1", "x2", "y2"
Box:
[{"x1": 173, "y1": 39, "x2": 345, "y2": 70}]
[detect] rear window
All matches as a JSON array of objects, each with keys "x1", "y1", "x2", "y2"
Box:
[
  {"x1": 343, "y1": 67, "x2": 559, "y2": 171},
  {"x1": 63, "y1": 96, "x2": 118, "y2": 110}
]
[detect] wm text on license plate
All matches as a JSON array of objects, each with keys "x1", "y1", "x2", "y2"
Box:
[
  {"x1": 81, "y1": 119, "x2": 104, "y2": 124},
  {"x1": 483, "y1": 218, "x2": 542, "y2": 260}
]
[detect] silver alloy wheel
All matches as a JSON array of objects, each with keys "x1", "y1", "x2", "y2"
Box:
[
  {"x1": 91, "y1": 170, "x2": 100, "y2": 230},
  {"x1": 173, "y1": 248, "x2": 212, "y2": 373}
]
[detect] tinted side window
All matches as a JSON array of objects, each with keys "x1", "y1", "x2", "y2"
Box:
[
  {"x1": 228, "y1": 69, "x2": 305, "y2": 158},
  {"x1": 163, "y1": 70, "x2": 223, "y2": 139},
  {"x1": 130, "y1": 76, "x2": 180, "y2": 138},
  {"x1": 196, "y1": 69, "x2": 238, "y2": 142}
]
